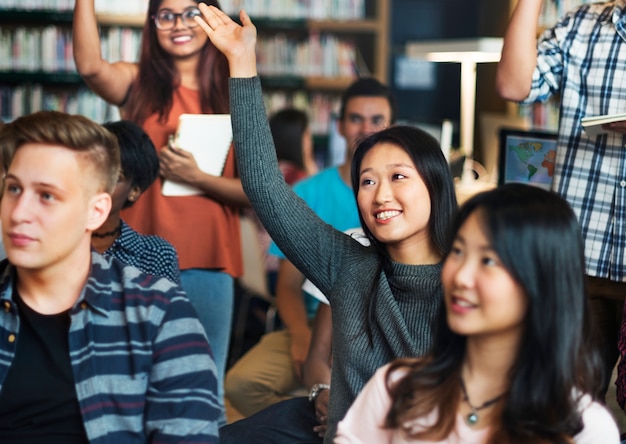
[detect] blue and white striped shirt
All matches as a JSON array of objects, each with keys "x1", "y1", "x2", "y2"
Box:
[
  {"x1": 523, "y1": 1, "x2": 626, "y2": 280},
  {"x1": 0, "y1": 252, "x2": 220, "y2": 443}
]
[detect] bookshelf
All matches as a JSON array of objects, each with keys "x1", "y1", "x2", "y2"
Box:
[
  {"x1": 0, "y1": 0, "x2": 390, "y2": 142},
  {"x1": 0, "y1": 8, "x2": 141, "y2": 122},
  {"x1": 248, "y1": 0, "x2": 390, "y2": 136}
]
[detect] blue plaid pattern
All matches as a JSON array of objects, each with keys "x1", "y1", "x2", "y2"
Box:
[{"x1": 523, "y1": 1, "x2": 626, "y2": 280}]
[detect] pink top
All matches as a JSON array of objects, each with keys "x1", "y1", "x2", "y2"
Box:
[
  {"x1": 122, "y1": 85, "x2": 242, "y2": 276},
  {"x1": 335, "y1": 364, "x2": 620, "y2": 444}
]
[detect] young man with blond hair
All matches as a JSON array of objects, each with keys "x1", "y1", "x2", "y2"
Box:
[{"x1": 0, "y1": 111, "x2": 220, "y2": 443}]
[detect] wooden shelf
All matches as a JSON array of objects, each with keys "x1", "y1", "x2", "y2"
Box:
[
  {"x1": 0, "y1": 10, "x2": 74, "y2": 23},
  {"x1": 0, "y1": 71, "x2": 83, "y2": 85},
  {"x1": 305, "y1": 76, "x2": 357, "y2": 91},
  {"x1": 232, "y1": 18, "x2": 380, "y2": 33},
  {"x1": 259, "y1": 75, "x2": 306, "y2": 89},
  {"x1": 308, "y1": 19, "x2": 379, "y2": 33},
  {"x1": 260, "y1": 76, "x2": 357, "y2": 91},
  {"x1": 0, "y1": 9, "x2": 146, "y2": 27},
  {"x1": 96, "y1": 13, "x2": 145, "y2": 27}
]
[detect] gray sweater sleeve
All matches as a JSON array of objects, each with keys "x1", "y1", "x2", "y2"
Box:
[{"x1": 229, "y1": 77, "x2": 358, "y2": 298}]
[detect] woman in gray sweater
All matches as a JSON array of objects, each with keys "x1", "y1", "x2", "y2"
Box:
[{"x1": 196, "y1": 6, "x2": 458, "y2": 442}]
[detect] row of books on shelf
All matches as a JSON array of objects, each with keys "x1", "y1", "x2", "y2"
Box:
[
  {"x1": 1, "y1": 24, "x2": 358, "y2": 79},
  {"x1": 263, "y1": 90, "x2": 340, "y2": 135},
  {"x1": 0, "y1": 84, "x2": 341, "y2": 137},
  {"x1": 539, "y1": 0, "x2": 594, "y2": 28},
  {"x1": 257, "y1": 33, "x2": 357, "y2": 78},
  {"x1": 220, "y1": 0, "x2": 366, "y2": 19},
  {"x1": 0, "y1": 85, "x2": 120, "y2": 124},
  {"x1": 0, "y1": 26, "x2": 141, "y2": 72},
  {"x1": 0, "y1": 0, "x2": 365, "y2": 20},
  {"x1": 100, "y1": 27, "x2": 142, "y2": 64},
  {"x1": 0, "y1": 27, "x2": 74, "y2": 72}
]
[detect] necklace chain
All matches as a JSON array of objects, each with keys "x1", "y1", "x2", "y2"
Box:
[
  {"x1": 459, "y1": 378, "x2": 505, "y2": 426},
  {"x1": 92, "y1": 224, "x2": 121, "y2": 239}
]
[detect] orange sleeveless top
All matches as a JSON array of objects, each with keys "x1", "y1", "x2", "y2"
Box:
[{"x1": 122, "y1": 86, "x2": 242, "y2": 277}]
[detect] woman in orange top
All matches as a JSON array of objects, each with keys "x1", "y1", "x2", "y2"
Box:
[{"x1": 73, "y1": 0, "x2": 247, "y2": 420}]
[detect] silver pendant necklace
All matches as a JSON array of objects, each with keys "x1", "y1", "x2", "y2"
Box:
[{"x1": 459, "y1": 378, "x2": 505, "y2": 426}]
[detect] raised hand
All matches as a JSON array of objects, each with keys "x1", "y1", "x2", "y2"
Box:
[{"x1": 195, "y1": 5, "x2": 258, "y2": 77}]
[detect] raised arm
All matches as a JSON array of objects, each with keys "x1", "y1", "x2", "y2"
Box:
[
  {"x1": 73, "y1": 0, "x2": 138, "y2": 105},
  {"x1": 496, "y1": 0, "x2": 544, "y2": 101},
  {"x1": 196, "y1": 5, "x2": 356, "y2": 297}
]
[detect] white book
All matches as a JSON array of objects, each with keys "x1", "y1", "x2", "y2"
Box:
[
  {"x1": 581, "y1": 112, "x2": 626, "y2": 137},
  {"x1": 161, "y1": 114, "x2": 233, "y2": 197}
]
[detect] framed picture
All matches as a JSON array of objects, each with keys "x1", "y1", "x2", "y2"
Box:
[{"x1": 498, "y1": 128, "x2": 558, "y2": 189}]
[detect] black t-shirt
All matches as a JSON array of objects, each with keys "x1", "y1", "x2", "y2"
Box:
[{"x1": 0, "y1": 290, "x2": 88, "y2": 443}]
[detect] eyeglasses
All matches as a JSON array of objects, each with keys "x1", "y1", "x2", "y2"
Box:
[{"x1": 152, "y1": 7, "x2": 201, "y2": 30}]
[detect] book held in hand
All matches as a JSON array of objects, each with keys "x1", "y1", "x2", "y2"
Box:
[
  {"x1": 162, "y1": 114, "x2": 233, "y2": 196},
  {"x1": 581, "y1": 112, "x2": 626, "y2": 137}
]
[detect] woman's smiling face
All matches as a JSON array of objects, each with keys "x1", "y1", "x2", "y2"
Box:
[
  {"x1": 154, "y1": 0, "x2": 209, "y2": 59},
  {"x1": 442, "y1": 210, "x2": 528, "y2": 343},
  {"x1": 356, "y1": 142, "x2": 433, "y2": 261}
]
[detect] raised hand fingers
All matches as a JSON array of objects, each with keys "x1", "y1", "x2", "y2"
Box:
[
  {"x1": 194, "y1": 5, "x2": 258, "y2": 77},
  {"x1": 195, "y1": 4, "x2": 222, "y2": 33},
  {"x1": 196, "y1": 3, "x2": 232, "y2": 31},
  {"x1": 238, "y1": 9, "x2": 253, "y2": 26}
]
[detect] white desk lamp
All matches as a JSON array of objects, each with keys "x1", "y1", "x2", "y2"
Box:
[{"x1": 405, "y1": 38, "x2": 503, "y2": 183}]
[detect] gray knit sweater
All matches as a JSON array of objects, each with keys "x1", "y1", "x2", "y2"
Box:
[{"x1": 230, "y1": 77, "x2": 442, "y2": 442}]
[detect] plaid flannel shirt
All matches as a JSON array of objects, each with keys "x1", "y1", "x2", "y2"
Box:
[{"x1": 523, "y1": 1, "x2": 626, "y2": 280}]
